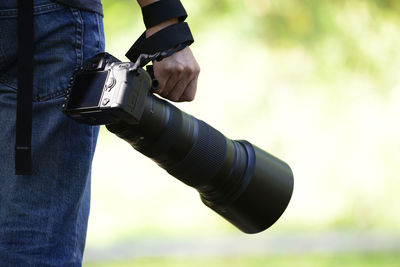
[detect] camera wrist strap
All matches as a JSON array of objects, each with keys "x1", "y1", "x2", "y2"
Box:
[
  {"x1": 130, "y1": 42, "x2": 189, "y2": 73},
  {"x1": 126, "y1": 22, "x2": 194, "y2": 62},
  {"x1": 141, "y1": 0, "x2": 187, "y2": 29},
  {"x1": 15, "y1": 0, "x2": 34, "y2": 175}
]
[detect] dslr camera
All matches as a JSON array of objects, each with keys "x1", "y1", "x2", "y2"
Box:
[{"x1": 64, "y1": 53, "x2": 294, "y2": 234}]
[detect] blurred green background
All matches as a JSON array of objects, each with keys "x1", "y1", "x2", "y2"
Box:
[{"x1": 84, "y1": 0, "x2": 400, "y2": 266}]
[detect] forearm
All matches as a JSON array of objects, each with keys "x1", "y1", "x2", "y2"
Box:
[
  {"x1": 146, "y1": 18, "x2": 178, "y2": 37},
  {"x1": 137, "y1": 0, "x2": 157, "y2": 8}
]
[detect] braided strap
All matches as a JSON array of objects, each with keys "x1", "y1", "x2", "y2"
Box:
[{"x1": 126, "y1": 22, "x2": 194, "y2": 62}]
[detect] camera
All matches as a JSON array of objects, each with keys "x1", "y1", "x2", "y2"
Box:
[
  {"x1": 64, "y1": 53, "x2": 294, "y2": 234},
  {"x1": 63, "y1": 53, "x2": 151, "y2": 125}
]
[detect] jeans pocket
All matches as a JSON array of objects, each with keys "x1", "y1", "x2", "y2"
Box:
[{"x1": 0, "y1": 3, "x2": 104, "y2": 102}]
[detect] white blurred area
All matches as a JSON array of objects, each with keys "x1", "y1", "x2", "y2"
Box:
[{"x1": 86, "y1": 8, "x2": 400, "y2": 248}]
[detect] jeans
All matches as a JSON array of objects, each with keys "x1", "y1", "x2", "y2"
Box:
[{"x1": 0, "y1": 0, "x2": 105, "y2": 265}]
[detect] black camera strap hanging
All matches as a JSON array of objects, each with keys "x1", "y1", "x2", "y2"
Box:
[{"x1": 15, "y1": 0, "x2": 34, "y2": 175}]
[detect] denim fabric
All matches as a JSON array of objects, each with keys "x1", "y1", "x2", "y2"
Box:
[
  {"x1": 0, "y1": 0, "x2": 105, "y2": 265},
  {"x1": 53, "y1": 0, "x2": 103, "y2": 16}
]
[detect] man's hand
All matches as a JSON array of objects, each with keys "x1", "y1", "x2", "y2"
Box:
[
  {"x1": 145, "y1": 18, "x2": 200, "y2": 102},
  {"x1": 137, "y1": 0, "x2": 200, "y2": 102},
  {"x1": 152, "y1": 46, "x2": 200, "y2": 102}
]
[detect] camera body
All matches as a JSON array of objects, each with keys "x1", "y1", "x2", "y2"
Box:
[{"x1": 63, "y1": 53, "x2": 151, "y2": 125}]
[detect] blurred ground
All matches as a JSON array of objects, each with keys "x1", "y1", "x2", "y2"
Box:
[
  {"x1": 84, "y1": 232, "x2": 400, "y2": 261},
  {"x1": 85, "y1": 254, "x2": 400, "y2": 267}
]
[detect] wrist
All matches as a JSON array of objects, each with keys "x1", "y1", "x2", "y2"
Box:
[
  {"x1": 137, "y1": 0, "x2": 158, "y2": 8},
  {"x1": 146, "y1": 18, "x2": 179, "y2": 38}
]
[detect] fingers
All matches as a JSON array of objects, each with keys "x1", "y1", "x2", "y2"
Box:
[
  {"x1": 177, "y1": 74, "x2": 198, "y2": 102},
  {"x1": 165, "y1": 64, "x2": 196, "y2": 101},
  {"x1": 160, "y1": 63, "x2": 189, "y2": 98},
  {"x1": 153, "y1": 47, "x2": 200, "y2": 102}
]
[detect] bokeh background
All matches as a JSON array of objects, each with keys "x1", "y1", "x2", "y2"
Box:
[{"x1": 84, "y1": 0, "x2": 400, "y2": 266}]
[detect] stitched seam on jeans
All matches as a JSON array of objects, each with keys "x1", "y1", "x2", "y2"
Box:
[
  {"x1": 69, "y1": 8, "x2": 84, "y2": 70},
  {"x1": 0, "y1": 77, "x2": 17, "y2": 92},
  {"x1": 95, "y1": 13, "x2": 102, "y2": 52},
  {"x1": 78, "y1": 11, "x2": 84, "y2": 67},
  {"x1": 0, "y1": 77, "x2": 67, "y2": 102},
  {"x1": 34, "y1": 89, "x2": 67, "y2": 102},
  {"x1": 0, "y1": 3, "x2": 63, "y2": 18},
  {"x1": 0, "y1": 76, "x2": 16, "y2": 91}
]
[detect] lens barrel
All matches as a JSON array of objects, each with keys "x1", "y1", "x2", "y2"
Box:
[{"x1": 107, "y1": 80, "x2": 294, "y2": 234}]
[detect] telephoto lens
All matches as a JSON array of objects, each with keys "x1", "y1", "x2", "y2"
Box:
[{"x1": 107, "y1": 72, "x2": 294, "y2": 234}]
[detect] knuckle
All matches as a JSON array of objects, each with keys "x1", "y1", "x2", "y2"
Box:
[
  {"x1": 175, "y1": 64, "x2": 185, "y2": 74},
  {"x1": 186, "y1": 66, "x2": 195, "y2": 76},
  {"x1": 165, "y1": 64, "x2": 175, "y2": 73}
]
